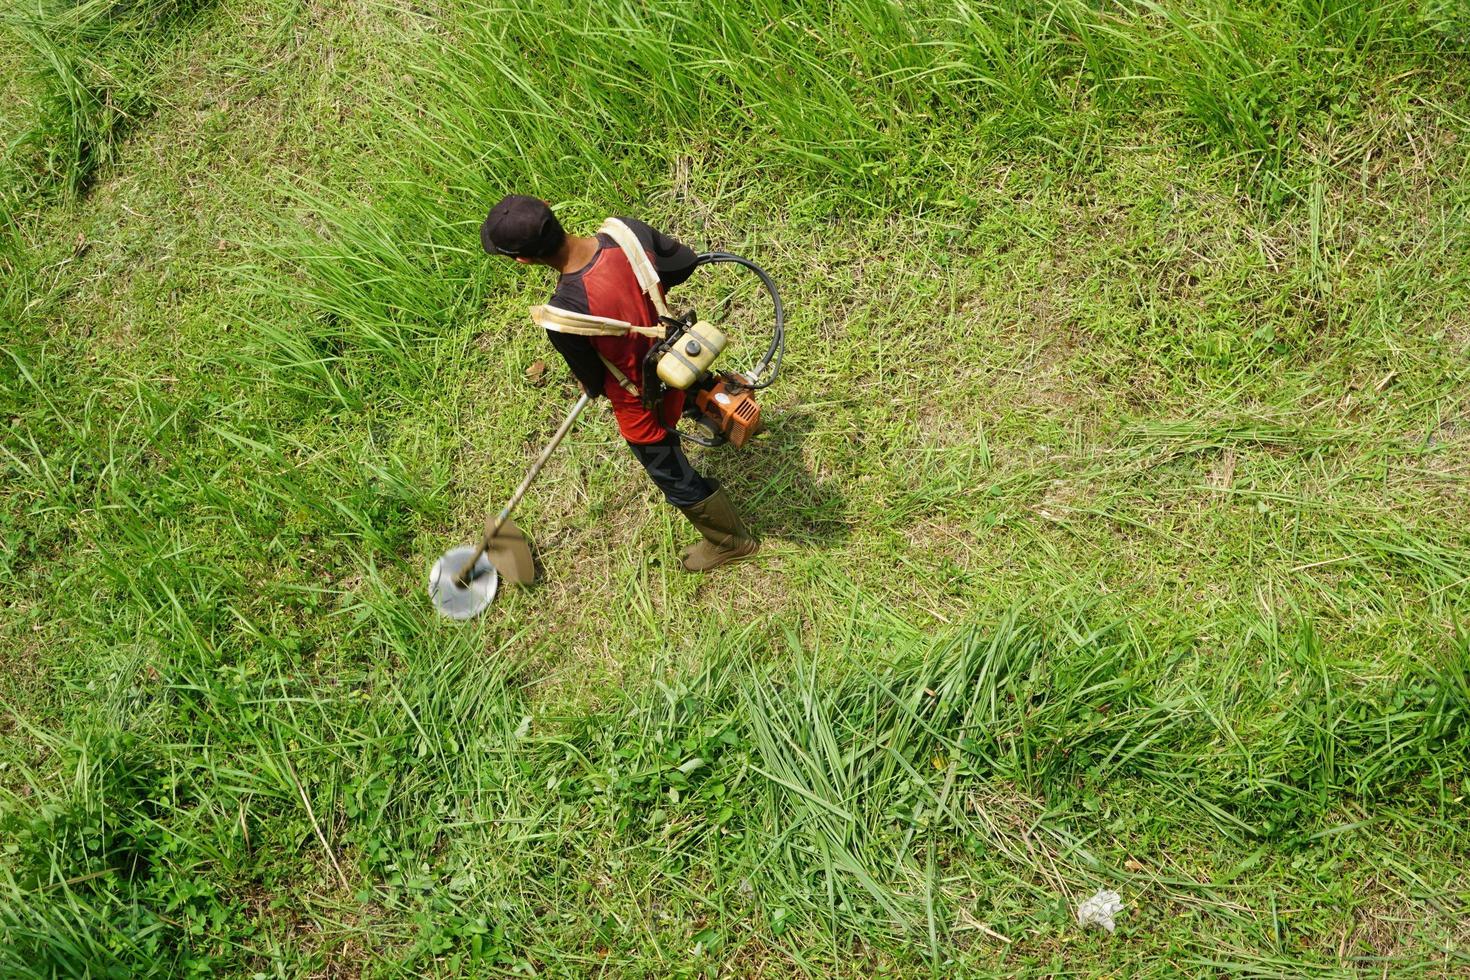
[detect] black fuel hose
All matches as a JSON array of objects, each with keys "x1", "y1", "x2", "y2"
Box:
[{"x1": 693, "y1": 251, "x2": 784, "y2": 389}]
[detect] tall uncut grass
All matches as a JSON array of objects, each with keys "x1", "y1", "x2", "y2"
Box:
[
  {"x1": 6, "y1": 609, "x2": 1466, "y2": 974},
  {"x1": 246, "y1": 0, "x2": 1464, "y2": 406}
]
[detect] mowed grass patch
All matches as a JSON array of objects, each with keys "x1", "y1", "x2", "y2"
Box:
[{"x1": 2, "y1": 0, "x2": 1470, "y2": 974}]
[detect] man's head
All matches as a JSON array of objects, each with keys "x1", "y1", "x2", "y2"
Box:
[{"x1": 480, "y1": 195, "x2": 565, "y2": 264}]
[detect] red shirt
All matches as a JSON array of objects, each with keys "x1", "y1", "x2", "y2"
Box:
[{"x1": 546, "y1": 220, "x2": 698, "y2": 444}]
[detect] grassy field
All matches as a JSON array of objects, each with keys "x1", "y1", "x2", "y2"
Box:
[{"x1": 3, "y1": 0, "x2": 1470, "y2": 974}]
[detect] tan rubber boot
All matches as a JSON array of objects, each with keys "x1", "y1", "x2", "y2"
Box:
[{"x1": 678, "y1": 481, "x2": 759, "y2": 572}]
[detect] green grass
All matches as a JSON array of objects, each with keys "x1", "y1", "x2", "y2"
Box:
[{"x1": 3, "y1": 0, "x2": 1470, "y2": 974}]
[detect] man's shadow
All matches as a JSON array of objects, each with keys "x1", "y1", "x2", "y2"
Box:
[{"x1": 701, "y1": 407, "x2": 849, "y2": 548}]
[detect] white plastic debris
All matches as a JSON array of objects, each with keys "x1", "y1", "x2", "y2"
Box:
[{"x1": 1076, "y1": 888, "x2": 1123, "y2": 933}]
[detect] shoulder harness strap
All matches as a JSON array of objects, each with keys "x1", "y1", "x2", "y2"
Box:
[
  {"x1": 529, "y1": 219, "x2": 677, "y2": 399},
  {"x1": 598, "y1": 218, "x2": 673, "y2": 321},
  {"x1": 530, "y1": 304, "x2": 662, "y2": 338}
]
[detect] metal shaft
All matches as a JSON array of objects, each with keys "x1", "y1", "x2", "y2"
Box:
[{"x1": 453, "y1": 393, "x2": 591, "y2": 587}]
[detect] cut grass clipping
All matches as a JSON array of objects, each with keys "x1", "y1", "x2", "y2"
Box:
[
  {"x1": 3, "y1": 0, "x2": 1470, "y2": 975},
  {"x1": 1, "y1": 0, "x2": 211, "y2": 218}
]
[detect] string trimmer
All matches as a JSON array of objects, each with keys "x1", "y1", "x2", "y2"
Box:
[
  {"x1": 428, "y1": 232, "x2": 783, "y2": 620},
  {"x1": 427, "y1": 392, "x2": 590, "y2": 619}
]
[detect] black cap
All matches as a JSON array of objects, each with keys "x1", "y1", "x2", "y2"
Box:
[{"x1": 480, "y1": 195, "x2": 562, "y2": 257}]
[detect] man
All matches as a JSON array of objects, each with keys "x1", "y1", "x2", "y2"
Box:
[{"x1": 480, "y1": 194, "x2": 758, "y2": 572}]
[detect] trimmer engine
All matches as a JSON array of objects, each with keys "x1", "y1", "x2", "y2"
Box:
[
  {"x1": 639, "y1": 250, "x2": 784, "y2": 449},
  {"x1": 691, "y1": 374, "x2": 762, "y2": 448},
  {"x1": 643, "y1": 312, "x2": 765, "y2": 448}
]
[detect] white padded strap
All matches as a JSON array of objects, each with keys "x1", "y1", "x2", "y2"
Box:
[
  {"x1": 531, "y1": 304, "x2": 663, "y2": 338},
  {"x1": 598, "y1": 218, "x2": 673, "y2": 320},
  {"x1": 531, "y1": 305, "x2": 646, "y2": 397}
]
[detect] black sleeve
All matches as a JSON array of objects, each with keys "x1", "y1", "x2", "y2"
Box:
[
  {"x1": 548, "y1": 333, "x2": 605, "y2": 396},
  {"x1": 619, "y1": 216, "x2": 698, "y2": 290},
  {"x1": 545, "y1": 280, "x2": 605, "y2": 396}
]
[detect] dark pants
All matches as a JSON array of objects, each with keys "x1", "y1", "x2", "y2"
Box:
[{"x1": 628, "y1": 435, "x2": 713, "y2": 508}]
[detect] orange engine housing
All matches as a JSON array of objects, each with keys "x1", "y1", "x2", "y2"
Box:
[{"x1": 693, "y1": 377, "x2": 762, "y2": 448}]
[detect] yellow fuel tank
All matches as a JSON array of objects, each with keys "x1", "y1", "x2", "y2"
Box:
[{"x1": 656, "y1": 321, "x2": 726, "y2": 390}]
